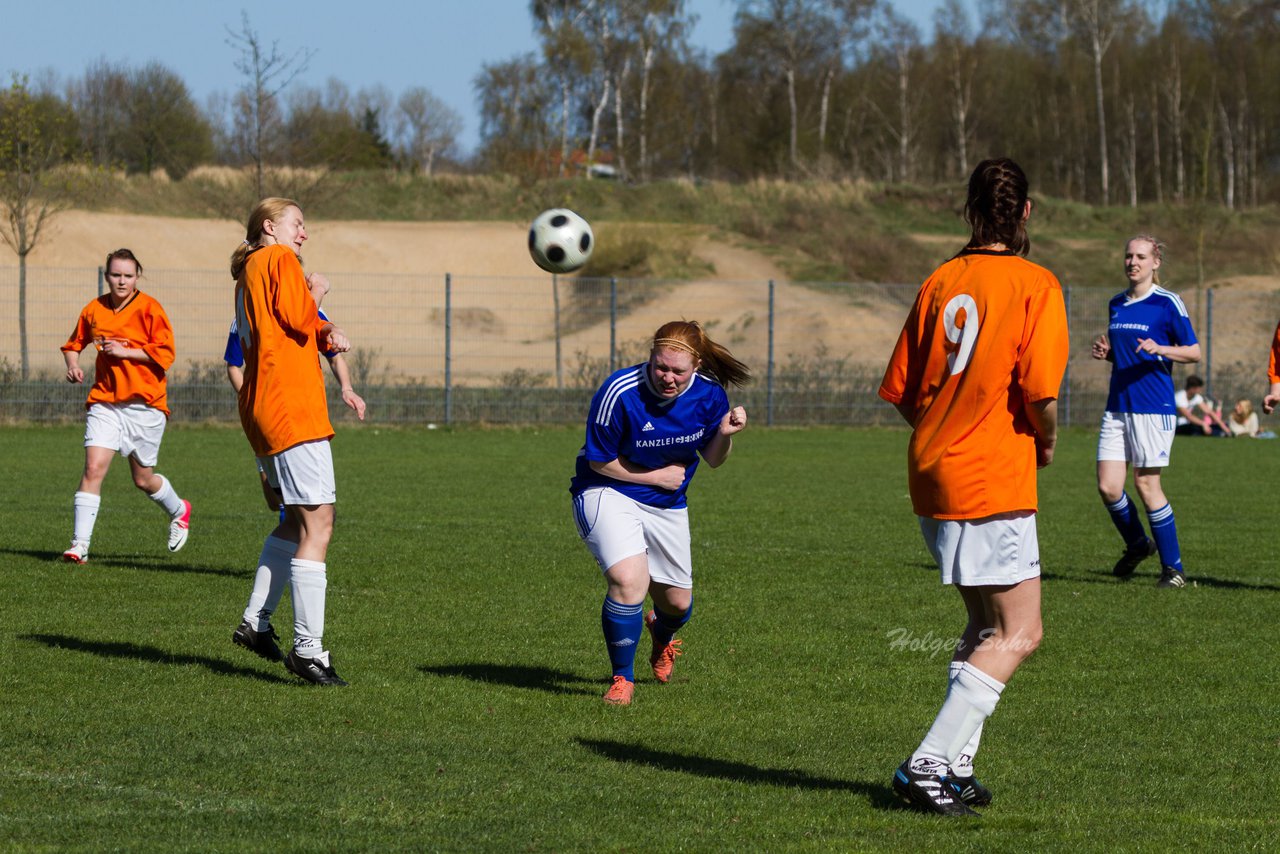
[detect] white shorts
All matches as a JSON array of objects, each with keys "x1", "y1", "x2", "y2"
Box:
[
  {"x1": 84, "y1": 402, "x2": 166, "y2": 467},
  {"x1": 1097, "y1": 410, "x2": 1176, "y2": 468},
  {"x1": 919, "y1": 511, "x2": 1041, "y2": 587},
  {"x1": 258, "y1": 440, "x2": 336, "y2": 506},
  {"x1": 572, "y1": 487, "x2": 693, "y2": 589}
]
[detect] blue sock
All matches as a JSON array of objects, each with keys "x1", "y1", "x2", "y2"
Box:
[
  {"x1": 278, "y1": 505, "x2": 287, "y2": 525},
  {"x1": 1105, "y1": 492, "x2": 1148, "y2": 546},
  {"x1": 650, "y1": 598, "x2": 693, "y2": 647},
  {"x1": 601, "y1": 597, "x2": 644, "y2": 681},
  {"x1": 1147, "y1": 504, "x2": 1182, "y2": 571}
]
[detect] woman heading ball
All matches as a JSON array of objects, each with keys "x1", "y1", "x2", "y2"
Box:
[{"x1": 570, "y1": 320, "x2": 749, "y2": 706}]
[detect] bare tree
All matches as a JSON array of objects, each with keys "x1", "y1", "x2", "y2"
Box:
[
  {"x1": 533, "y1": 0, "x2": 596, "y2": 176},
  {"x1": 0, "y1": 77, "x2": 81, "y2": 380},
  {"x1": 933, "y1": 0, "x2": 977, "y2": 179},
  {"x1": 395, "y1": 87, "x2": 462, "y2": 176},
  {"x1": 225, "y1": 12, "x2": 315, "y2": 198}
]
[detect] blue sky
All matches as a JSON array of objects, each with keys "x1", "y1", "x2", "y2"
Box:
[{"x1": 3, "y1": 0, "x2": 963, "y2": 156}]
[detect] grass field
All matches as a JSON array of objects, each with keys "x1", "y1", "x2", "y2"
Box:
[{"x1": 2, "y1": 423, "x2": 1277, "y2": 851}]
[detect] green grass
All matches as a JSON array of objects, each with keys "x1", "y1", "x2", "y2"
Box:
[{"x1": 1, "y1": 424, "x2": 1277, "y2": 851}]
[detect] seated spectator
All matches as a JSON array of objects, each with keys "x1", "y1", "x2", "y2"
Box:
[
  {"x1": 1174, "y1": 375, "x2": 1229, "y2": 436},
  {"x1": 1228, "y1": 399, "x2": 1259, "y2": 437}
]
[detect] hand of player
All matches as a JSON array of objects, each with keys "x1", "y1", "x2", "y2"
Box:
[
  {"x1": 306, "y1": 272, "x2": 331, "y2": 303},
  {"x1": 652, "y1": 463, "x2": 688, "y2": 491},
  {"x1": 341, "y1": 387, "x2": 366, "y2": 421},
  {"x1": 65, "y1": 364, "x2": 84, "y2": 384},
  {"x1": 1135, "y1": 337, "x2": 1163, "y2": 357},
  {"x1": 1090, "y1": 334, "x2": 1110, "y2": 360},
  {"x1": 720, "y1": 405, "x2": 747, "y2": 436},
  {"x1": 322, "y1": 325, "x2": 351, "y2": 353},
  {"x1": 1265, "y1": 394, "x2": 1280, "y2": 415},
  {"x1": 99, "y1": 339, "x2": 130, "y2": 358},
  {"x1": 1036, "y1": 435, "x2": 1056, "y2": 468}
]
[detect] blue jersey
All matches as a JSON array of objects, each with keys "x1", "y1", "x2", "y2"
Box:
[
  {"x1": 1105, "y1": 287, "x2": 1198, "y2": 414},
  {"x1": 225, "y1": 308, "x2": 335, "y2": 367},
  {"x1": 570, "y1": 363, "x2": 731, "y2": 509}
]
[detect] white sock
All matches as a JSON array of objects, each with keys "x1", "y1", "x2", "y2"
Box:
[
  {"x1": 948, "y1": 661, "x2": 983, "y2": 776},
  {"x1": 242, "y1": 536, "x2": 298, "y2": 630},
  {"x1": 911, "y1": 662, "x2": 1005, "y2": 772},
  {"x1": 147, "y1": 474, "x2": 184, "y2": 517},
  {"x1": 72, "y1": 492, "x2": 101, "y2": 544},
  {"x1": 290, "y1": 558, "x2": 328, "y2": 658}
]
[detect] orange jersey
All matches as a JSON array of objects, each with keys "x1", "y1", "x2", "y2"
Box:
[
  {"x1": 234, "y1": 244, "x2": 334, "y2": 456},
  {"x1": 1269, "y1": 320, "x2": 1280, "y2": 384},
  {"x1": 879, "y1": 251, "x2": 1069, "y2": 519},
  {"x1": 61, "y1": 291, "x2": 176, "y2": 415}
]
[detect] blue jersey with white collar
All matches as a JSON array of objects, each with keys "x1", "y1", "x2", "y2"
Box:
[
  {"x1": 1105, "y1": 286, "x2": 1198, "y2": 414},
  {"x1": 570, "y1": 363, "x2": 731, "y2": 509}
]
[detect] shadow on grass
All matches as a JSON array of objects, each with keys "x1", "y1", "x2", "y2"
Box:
[
  {"x1": 1043, "y1": 569, "x2": 1280, "y2": 592},
  {"x1": 0, "y1": 546, "x2": 250, "y2": 578},
  {"x1": 419, "y1": 663, "x2": 599, "y2": 696},
  {"x1": 88, "y1": 555, "x2": 251, "y2": 578},
  {"x1": 19, "y1": 633, "x2": 294, "y2": 684},
  {"x1": 575, "y1": 738, "x2": 899, "y2": 808}
]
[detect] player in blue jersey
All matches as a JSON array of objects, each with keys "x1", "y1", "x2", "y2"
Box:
[
  {"x1": 1091, "y1": 235, "x2": 1200, "y2": 588},
  {"x1": 571, "y1": 320, "x2": 750, "y2": 706}
]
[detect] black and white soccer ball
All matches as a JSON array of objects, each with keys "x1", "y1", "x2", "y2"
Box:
[{"x1": 528, "y1": 208, "x2": 594, "y2": 274}]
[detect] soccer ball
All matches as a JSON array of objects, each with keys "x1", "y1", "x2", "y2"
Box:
[{"x1": 528, "y1": 208, "x2": 594, "y2": 274}]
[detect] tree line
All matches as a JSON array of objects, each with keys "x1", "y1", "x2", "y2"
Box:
[{"x1": 476, "y1": 0, "x2": 1278, "y2": 207}]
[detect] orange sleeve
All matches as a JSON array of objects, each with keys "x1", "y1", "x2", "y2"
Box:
[
  {"x1": 1269, "y1": 321, "x2": 1280, "y2": 385},
  {"x1": 268, "y1": 247, "x2": 322, "y2": 337},
  {"x1": 138, "y1": 300, "x2": 175, "y2": 371},
  {"x1": 61, "y1": 304, "x2": 94, "y2": 353},
  {"x1": 1017, "y1": 277, "x2": 1070, "y2": 402}
]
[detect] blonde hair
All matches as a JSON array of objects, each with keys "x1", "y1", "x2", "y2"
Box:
[
  {"x1": 651, "y1": 320, "x2": 750, "y2": 388},
  {"x1": 230, "y1": 197, "x2": 301, "y2": 279},
  {"x1": 1232, "y1": 399, "x2": 1254, "y2": 423}
]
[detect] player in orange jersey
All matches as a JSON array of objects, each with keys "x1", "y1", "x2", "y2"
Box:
[
  {"x1": 228, "y1": 198, "x2": 352, "y2": 687},
  {"x1": 879, "y1": 158, "x2": 1069, "y2": 816},
  {"x1": 1262, "y1": 320, "x2": 1280, "y2": 417},
  {"x1": 60, "y1": 248, "x2": 192, "y2": 565}
]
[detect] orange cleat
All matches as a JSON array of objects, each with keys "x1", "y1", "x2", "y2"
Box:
[
  {"x1": 645, "y1": 611, "x2": 684, "y2": 684},
  {"x1": 602, "y1": 675, "x2": 634, "y2": 705}
]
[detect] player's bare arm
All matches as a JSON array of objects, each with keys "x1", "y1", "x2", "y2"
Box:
[
  {"x1": 1025, "y1": 397, "x2": 1059, "y2": 468},
  {"x1": 306, "y1": 272, "x2": 330, "y2": 305},
  {"x1": 328, "y1": 354, "x2": 366, "y2": 420},
  {"x1": 591, "y1": 457, "x2": 687, "y2": 491},
  {"x1": 319, "y1": 322, "x2": 351, "y2": 353},
  {"x1": 64, "y1": 350, "x2": 84, "y2": 384},
  {"x1": 98, "y1": 339, "x2": 159, "y2": 365},
  {"x1": 702, "y1": 406, "x2": 747, "y2": 468},
  {"x1": 1134, "y1": 338, "x2": 1200, "y2": 363}
]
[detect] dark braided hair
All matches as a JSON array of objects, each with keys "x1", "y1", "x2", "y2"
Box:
[{"x1": 963, "y1": 158, "x2": 1031, "y2": 256}]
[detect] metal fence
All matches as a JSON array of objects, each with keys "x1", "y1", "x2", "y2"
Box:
[{"x1": 1, "y1": 265, "x2": 1275, "y2": 426}]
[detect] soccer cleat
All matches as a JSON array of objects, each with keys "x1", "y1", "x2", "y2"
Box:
[
  {"x1": 62, "y1": 541, "x2": 89, "y2": 565},
  {"x1": 232, "y1": 620, "x2": 284, "y2": 662},
  {"x1": 285, "y1": 649, "x2": 349, "y2": 686},
  {"x1": 168, "y1": 499, "x2": 191, "y2": 552},
  {"x1": 1156, "y1": 566, "x2": 1187, "y2": 589},
  {"x1": 1112, "y1": 537, "x2": 1156, "y2": 578},
  {"x1": 946, "y1": 772, "x2": 993, "y2": 807},
  {"x1": 645, "y1": 611, "x2": 684, "y2": 684},
  {"x1": 602, "y1": 675, "x2": 634, "y2": 705},
  {"x1": 893, "y1": 761, "x2": 979, "y2": 817}
]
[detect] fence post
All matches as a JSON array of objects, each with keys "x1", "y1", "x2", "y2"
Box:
[
  {"x1": 444, "y1": 273, "x2": 453, "y2": 425},
  {"x1": 609, "y1": 277, "x2": 617, "y2": 373},
  {"x1": 767, "y1": 279, "x2": 775, "y2": 427},
  {"x1": 97, "y1": 265, "x2": 104, "y2": 297},
  {"x1": 1205, "y1": 287, "x2": 1214, "y2": 398},
  {"x1": 1062, "y1": 285, "x2": 1072, "y2": 427}
]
